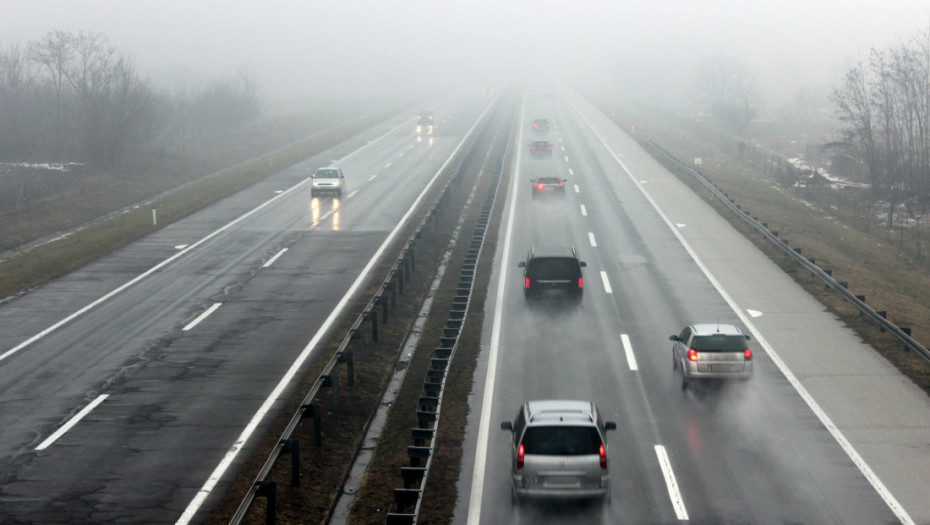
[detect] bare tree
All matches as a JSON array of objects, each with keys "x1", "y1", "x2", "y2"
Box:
[
  {"x1": 28, "y1": 30, "x2": 73, "y2": 160},
  {"x1": 694, "y1": 55, "x2": 763, "y2": 133}
]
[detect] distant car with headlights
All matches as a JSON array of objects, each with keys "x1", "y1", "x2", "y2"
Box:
[
  {"x1": 311, "y1": 167, "x2": 345, "y2": 197},
  {"x1": 670, "y1": 323, "x2": 753, "y2": 390},
  {"x1": 417, "y1": 111, "x2": 434, "y2": 135},
  {"x1": 529, "y1": 140, "x2": 553, "y2": 156},
  {"x1": 501, "y1": 399, "x2": 616, "y2": 504},
  {"x1": 530, "y1": 175, "x2": 566, "y2": 198},
  {"x1": 531, "y1": 118, "x2": 550, "y2": 132}
]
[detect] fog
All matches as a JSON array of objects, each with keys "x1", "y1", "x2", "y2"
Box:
[{"x1": 4, "y1": 0, "x2": 930, "y2": 109}]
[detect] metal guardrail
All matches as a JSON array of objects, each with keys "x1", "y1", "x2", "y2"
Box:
[
  {"x1": 227, "y1": 101, "x2": 497, "y2": 525},
  {"x1": 647, "y1": 141, "x2": 930, "y2": 364},
  {"x1": 384, "y1": 115, "x2": 510, "y2": 525}
]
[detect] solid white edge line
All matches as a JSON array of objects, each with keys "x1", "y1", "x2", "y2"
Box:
[
  {"x1": 0, "y1": 117, "x2": 413, "y2": 365},
  {"x1": 466, "y1": 93, "x2": 525, "y2": 525},
  {"x1": 263, "y1": 248, "x2": 288, "y2": 268},
  {"x1": 35, "y1": 394, "x2": 109, "y2": 451},
  {"x1": 177, "y1": 94, "x2": 500, "y2": 525},
  {"x1": 600, "y1": 270, "x2": 613, "y2": 294},
  {"x1": 182, "y1": 302, "x2": 222, "y2": 331},
  {"x1": 655, "y1": 444, "x2": 689, "y2": 520},
  {"x1": 621, "y1": 333, "x2": 638, "y2": 371},
  {"x1": 580, "y1": 204, "x2": 588, "y2": 216},
  {"x1": 579, "y1": 107, "x2": 916, "y2": 525},
  {"x1": 588, "y1": 232, "x2": 597, "y2": 247}
]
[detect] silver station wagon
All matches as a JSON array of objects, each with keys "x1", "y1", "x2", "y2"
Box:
[
  {"x1": 670, "y1": 323, "x2": 753, "y2": 390},
  {"x1": 500, "y1": 400, "x2": 616, "y2": 504}
]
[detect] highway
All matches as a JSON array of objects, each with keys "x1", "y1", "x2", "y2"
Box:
[
  {"x1": 456, "y1": 90, "x2": 930, "y2": 524},
  {"x1": 0, "y1": 94, "x2": 493, "y2": 523},
  {"x1": 1, "y1": 87, "x2": 929, "y2": 525}
]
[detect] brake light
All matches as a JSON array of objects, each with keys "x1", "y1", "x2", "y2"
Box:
[
  {"x1": 518, "y1": 443, "x2": 525, "y2": 469},
  {"x1": 525, "y1": 277, "x2": 530, "y2": 288},
  {"x1": 578, "y1": 277, "x2": 583, "y2": 288},
  {"x1": 556, "y1": 183, "x2": 563, "y2": 187},
  {"x1": 744, "y1": 348, "x2": 753, "y2": 360},
  {"x1": 687, "y1": 348, "x2": 698, "y2": 361},
  {"x1": 536, "y1": 184, "x2": 545, "y2": 189},
  {"x1": 599, "y1": 444, "x2": 607, "y2": 469}
]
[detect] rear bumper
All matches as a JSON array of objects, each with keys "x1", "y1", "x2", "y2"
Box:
[
  {"x1": 512, "y1": 476, "x2": 608, "y2": 499},
  {"x1": 683, "y1": 364, "x2": 752, "y2": 380}
]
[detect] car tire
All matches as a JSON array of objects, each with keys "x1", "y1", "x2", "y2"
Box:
[
  {"x1": 511, "y1": 485, "x2": 520, "y2": 506},
  {"x1": 672, "y1": 353, "x2": 678, "y2": 370},
  {"x1": 681, "y1": 371, "x2": 689, "y2": 391}
]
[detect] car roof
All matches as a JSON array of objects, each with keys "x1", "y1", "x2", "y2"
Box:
[
  {"x1": 525, "y1": 399, "x2": 596, "y2": 425},
  {"x1": 530, "y1": 245, "x2": 576, "y2": 258},
  {"x1": 690, "y1": 323, "x2": 743, "y2": 336}
]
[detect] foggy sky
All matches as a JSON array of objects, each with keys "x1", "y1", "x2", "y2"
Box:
[{"x1": 4, "y1": 0, "x2": 930, "y2": 108}]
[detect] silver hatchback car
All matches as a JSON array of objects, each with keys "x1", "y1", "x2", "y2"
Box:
[
  {"x1": 500, "y1": 400, "x2": 616, "y2": 504},
  {"x1": 670, "y1": 323, "x2": 753, "y2": 390}
]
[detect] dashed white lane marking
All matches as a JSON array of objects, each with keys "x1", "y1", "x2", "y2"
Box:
[
  {"x1": 600, "y1": 271, "x2": 612, "y2": 294},
  {"x1": 384, "y1": 162, "x2": 392, "y2": 168},
  {"x1": 574, "y1": 184, "x2": 580, "y2": 193},
  {"x1": 368, "y1": 174, "x2": 378, "y2": 181},
  {"x1": 263, "y1": 248, "x2": 288, "y2": 268},
  {"x1": 175, "y1": 245, "x2": 189, "y2": 250},
  {"x1": 183, "y1": 302, "x2": 222, "y2": 331},
  {"x1": 621, "y1": 333, "x2": 638, "y2": 371},
  {"x1": 564, "y1": 155, "x2": 570, "y2": 162},
  {"x1": 655, "y1": 445, "x2": 689, "y2": 520},
  {"x1": 588, "y1": 232, "x2": 597, "y2": 247},
  {"x1": 580, "y1": 204, "x2": 588, "y2": 216},
  {"x1": 347, "y1": 190, "x2": 359, "y2": 199},
  {"x1": 582, "y1": 111, "x2": 915, "y2": 525},
  {"x1": 36, "y1": 394, "x2": 109, "y2": 451},
  {"x1": 748, "y1": 309, "x2": 764, "y2": 318},
  {"x1": 568, "y1": 168, "x2": 574, "y2": 176},
  {"x1": 676, "y1": 223, "x2": 687, "y2": 228}
]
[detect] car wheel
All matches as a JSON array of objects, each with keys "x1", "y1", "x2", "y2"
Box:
[
  {"x1": 672, "y1": 353, "x2": 678, "y2": 370},
  {"x1": 511, "y1": 485, "x2": 520, "y2": 506},
  {"x1": 681, "y1": 371, "x2": 689, "y2": 391}
]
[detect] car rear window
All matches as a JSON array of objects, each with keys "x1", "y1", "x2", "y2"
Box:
[
  {"x1": 527, "y1": 257, "x2": 579, "y2": 279},
  {"x1": 536, "y1": 177, "x2": 561, "y2": 184},
  {"x1": 691, "y1": 334, "x2": 747, "y2": 352},
  {"x1": 315, "y1": 170, "x2": 340, "y2": 178},
  {"x1": 521, "y1": 426, "x2": 602, "y2": 455}
]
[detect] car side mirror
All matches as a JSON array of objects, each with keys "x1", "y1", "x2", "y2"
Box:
[
  {"x1": 518, "y1": 261, "x2": 526, "y2": 268},
  {"x1": 744, "y1": 335, "x2": 752, "y2": 341},
  {"x1": 501, "y1": 421, "x2": 513, "y2": 431},
  {"x1": 579, "y1": 261, "x2": 587, "y2": 267},
  {"x1": 605, "y1": 422, "x2": 617, "y2": 431},
  {"x1": 669, "y1": 335, "x2": 679, "y2": 341},
  {"x1": 562, "y1": 178, "x2": 568, "y2": 182}
]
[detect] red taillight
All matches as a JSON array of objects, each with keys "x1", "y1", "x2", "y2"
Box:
[
  {"x1": 599, "y1": 444, "x2": 607, "y2": 469},
  {"x1": 518, "y1": 443, "x2": 525, "y2": 469},
  {"x1": 578, "y1": 277, "x2": 583, "y2": 288},
  {"x1": 687, "y1": 348, "x2": 698, "y2": 361},
  {"x1": 556, "y1": 183, "x2": 563, "y2": 187},
  {"x1": 744, "y1": 348, "x2": 753, "y2": 360},
  {"x1": 525, "y1": 277, "x2": 530, "y2": 288},
  {"x1": 533, "y1": 123, "x2": 538, "y2": 128},
  {"x1": 536, "y1": 184, "x2": 545, "y2": 189}
]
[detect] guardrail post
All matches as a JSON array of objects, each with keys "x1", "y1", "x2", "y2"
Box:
[
  {"x1": 387, "y1": 280, "x2": 397, "y2": 308},
  {"x1": 902, "y1": 327, "x2": 912, "y2": 351},
  {"x1": 322, "y1": 375, "x2": 339, "y2": 413},
  {"x1": 301, "y1": 403, "x2": 322, "y2": 446},
  {"x1": 395, "y1": 268, "x2": 404, "y2": 296},
  {"x1": 255, "y1": 481, "x2": 276, "y2": 525},
  {"x1": 379, "y1": 294, "x2": 389, "y2": 323},
  {"x1": 338, "y1": 351, "x2": 355, "y2": 386},
  {"x1": 365, "y1": 310, "x2": 378, "y2": 342},
  {"x1": 281, "y1": 439, "x2": 300, "y2": 487},
  {"x1": 351, "y1": 328, "x2": 366, "y2": 361}
]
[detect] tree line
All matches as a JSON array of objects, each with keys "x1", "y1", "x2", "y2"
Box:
[
  {"x1": 833, "y1": 29, "x2": 930, "y2": 220},
  {"x1": 0, "y1": 30, "x2": 260, "y2": 167}
]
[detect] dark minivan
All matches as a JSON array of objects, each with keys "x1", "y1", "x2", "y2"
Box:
[{"x1": 518, "y1": 246, "x2": 586, "y2": 303}]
